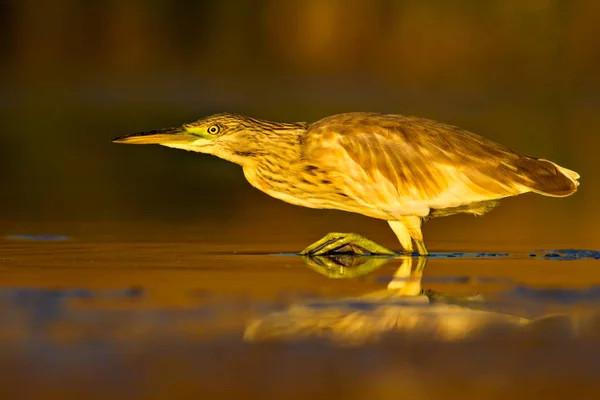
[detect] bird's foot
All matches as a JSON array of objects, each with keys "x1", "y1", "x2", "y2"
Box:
[{"x1": 300, "y1": 232, "x2": 396, "y2": 256}]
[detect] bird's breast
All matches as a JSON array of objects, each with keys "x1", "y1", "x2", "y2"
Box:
[
  {"x1": 243, "y1": 167, "x2": 273, "y2": 192},
  {"x1": 243, "y1": 165, "x2": 352, "y2": 211}
]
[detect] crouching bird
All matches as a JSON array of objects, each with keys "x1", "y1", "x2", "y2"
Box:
[{"x1": 112, "y1": 112, "x2": 580, "y2": 256}]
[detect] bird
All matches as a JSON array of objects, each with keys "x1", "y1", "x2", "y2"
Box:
[{"x1": 112, "y1": 112, "x2": 580, "y2": 256}]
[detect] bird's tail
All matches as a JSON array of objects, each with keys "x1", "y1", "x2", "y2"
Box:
[{"x1": 516, "y1": 156, "x2": 580, "y2": 197}]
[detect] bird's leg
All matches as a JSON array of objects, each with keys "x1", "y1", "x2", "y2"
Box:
[
  {"x1": 414, "y1": 239, "x2": 428, "y2": 256},
  {"x1": 388, "y1": 220, "x2": 413, "y2": 253},
  {"x1": 300, "y1": 232, "x2": 396, "y2": 256},
  {"x1": 388, "y1": 217, "x2": 429, "y2": 255}
]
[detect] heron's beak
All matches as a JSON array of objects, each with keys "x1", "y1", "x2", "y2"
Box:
[{"x1": 112, "y1": 127, "x2": 199, "y2": 145}]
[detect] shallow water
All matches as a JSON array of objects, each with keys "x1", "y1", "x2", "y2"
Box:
[{"x1": 1, "y1": 226, "x2": 600, "y2": 400}]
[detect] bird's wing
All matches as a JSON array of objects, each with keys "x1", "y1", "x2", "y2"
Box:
[{"x1": 302, "y1": 113, "x2": 529, "y2": 217}]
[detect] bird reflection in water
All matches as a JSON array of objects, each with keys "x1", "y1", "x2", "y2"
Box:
[{"x1": 244, "y1": 255, "x2": 570, "y2": 345}]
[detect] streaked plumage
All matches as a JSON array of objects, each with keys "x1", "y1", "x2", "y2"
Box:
[{"x1": 113, "y1": 112, "x2": 580, "y2": 254}]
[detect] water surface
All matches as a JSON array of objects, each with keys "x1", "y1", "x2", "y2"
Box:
[{"x1": 1, "y1": 226, "x2": 600, "y2": 399}]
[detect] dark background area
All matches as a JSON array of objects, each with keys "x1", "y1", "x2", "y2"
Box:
[{"x1": 0, "y1": 0, "x2": 598, "y2": 249}]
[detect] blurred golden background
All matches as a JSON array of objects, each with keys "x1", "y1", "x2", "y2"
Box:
[{"x1": 1, "y1": 0, "x2": 598, "y2": 249}]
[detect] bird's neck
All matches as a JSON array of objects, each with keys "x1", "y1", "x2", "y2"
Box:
[
  {"x1": 219, "y1": 127, "x2": 306, "y2": 169},
  {"x1": 240, "y1": 127, "x2": 307, "y2": 198},
  {"x1": 260, "y1": 127, "x2": 306, "y2": 165}
]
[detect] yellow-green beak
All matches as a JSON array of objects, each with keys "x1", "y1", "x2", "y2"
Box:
[{"x1": 112, "y1": 127, "x2": 198, "y2": 145}]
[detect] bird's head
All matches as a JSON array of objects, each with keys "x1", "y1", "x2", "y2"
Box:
[{"x1": 112, "y1": 113, "x2": 306, "y2": 166}]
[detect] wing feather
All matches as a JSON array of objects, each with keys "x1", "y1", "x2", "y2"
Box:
[{"x1": 303, "y1": 113, "x2": 528, "y2": 217}]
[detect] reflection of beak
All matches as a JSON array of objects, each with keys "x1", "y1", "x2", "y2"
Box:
[{"x1": 111, "y1": 127, "x2": 198, "y2": 145}]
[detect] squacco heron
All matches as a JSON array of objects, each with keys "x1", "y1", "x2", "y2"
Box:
[{"x1": 112, "y1": 112, "x2": 580, "y2": 255}]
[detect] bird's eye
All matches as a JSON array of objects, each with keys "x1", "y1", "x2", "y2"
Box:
[{"x1": 207, "y1": 125, "x2": 220, "y2": 135}]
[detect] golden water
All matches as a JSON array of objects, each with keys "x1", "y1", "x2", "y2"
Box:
[{"x1": 1, "y1": 220, "x2": 599, "y2": 399}]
